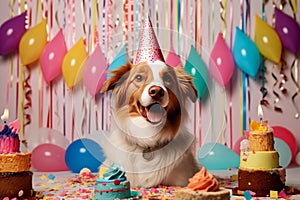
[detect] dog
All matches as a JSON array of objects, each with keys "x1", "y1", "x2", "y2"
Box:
[{"x1": 99, "y1": 60, "x2": 200, "y2": 188}]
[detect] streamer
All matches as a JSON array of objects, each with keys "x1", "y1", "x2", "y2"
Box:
[{"x1": 291, "y1": 59, "x2": 300, "y2": 119}]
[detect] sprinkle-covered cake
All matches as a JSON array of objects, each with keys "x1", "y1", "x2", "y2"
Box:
[
  {"x1": 0, "y1": 120, "x2": 34, "y2": 199},
  {"x1": 94, "y1": 164, "x2": 137, "y2": 200},
  {"x1": 174, "y1": 167, "x2": 230, "y2": 200},
  {"x1": 237, "y1": 120, "x2": 286, "y2": 196}
]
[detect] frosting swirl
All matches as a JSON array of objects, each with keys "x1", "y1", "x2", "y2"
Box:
[
  {"x1": 102, "y1": 163, "x2": 126, "y2": 181},
  {"x1": 187, "y1": 167, "x2": 219, "y2": 192}
]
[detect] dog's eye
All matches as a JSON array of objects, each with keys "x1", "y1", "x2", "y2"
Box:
[
  {"x1": 135, "y1": 74, "x2": 143, "y2": 82},
  {"x1": 163, "y1": 73, "x2": 172, "y2": 83}
]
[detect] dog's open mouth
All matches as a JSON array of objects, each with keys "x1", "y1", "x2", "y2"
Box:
[{"x1": 138, "y1": 102, "x2": 166, "y2": 124}]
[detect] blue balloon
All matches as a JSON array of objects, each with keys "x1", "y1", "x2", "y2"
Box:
[
  {"x1": 274, "y1": 138, "x2": 291, "y2": 168},
  {"x1": 198, "y1": 142, "x2": 240, "y2": 170},
  {"x1": 233, "y1": 27, "x2": 260, "y2": 77},
  {"x1": 65, "y1": 138, "x2": 106, "y2": 173},
  {"x1": 107, "y1": 45, "x2": 129, "y2": 79}
]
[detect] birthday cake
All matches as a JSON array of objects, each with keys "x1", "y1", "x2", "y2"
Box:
[
  {"x1": 237, "y1": 120, "x2": 286, "y2": 196},
  {"x1": 174, "y1": 167, "x2": 230, "y2": 200},
  {"x1": 0, "y1": 120, "x2": 34, "y2": 199},
  {"x1": 94, "y1": 164, "x2": 135, "y2": 200}
]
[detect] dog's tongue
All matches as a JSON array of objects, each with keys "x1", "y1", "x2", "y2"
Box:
[{"x1": 146, "y1": 104, "x2": 165, "y2": 123}]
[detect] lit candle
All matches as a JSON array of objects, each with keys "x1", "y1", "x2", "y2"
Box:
[
  {"x1": 1, "y1": 108, "x2": 9, "y2": 124},
  {"x1": 257, "y1": 104, "x2": 263, "y2": 123}
]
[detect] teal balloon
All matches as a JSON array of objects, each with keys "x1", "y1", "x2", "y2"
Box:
[
  {"x1": 274, "y1": 138, "x2": 291, "y2": 168},
  {"x1": 184, "y1": 45, "x2": 208, "y2": 99},
  {"x1": 233, "y1": 27, "x2": 260, "y2": 77},
  {"x1": 107, "y1": 45, "x2": 128, "y2": 79},
  {"x1": 198, "y1": 142, "x2": 240, "y2": 170}
]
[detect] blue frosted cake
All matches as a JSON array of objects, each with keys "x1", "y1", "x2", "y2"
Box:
[{"x1": 94, "y1": 164, "x2": 131, "y2": 200}]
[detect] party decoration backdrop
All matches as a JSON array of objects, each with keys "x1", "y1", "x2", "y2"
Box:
[{"x1": 0, "y1": 0, "x2": 299, "y2": 163}]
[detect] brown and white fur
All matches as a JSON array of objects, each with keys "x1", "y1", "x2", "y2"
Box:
[{"x1": 99, "y1": 60, "x2": 200, "y2": 188}]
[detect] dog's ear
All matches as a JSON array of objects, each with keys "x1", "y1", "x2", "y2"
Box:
[
  {"x1": 100, "y1": 62, "x2": 132, "y2": 93},
  {"x1": 174, "y1": 67, "x2": 198, "y2": 102}
]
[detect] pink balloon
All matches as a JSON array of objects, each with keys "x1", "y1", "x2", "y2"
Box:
[
  {"x1": 32, "y1": 143, "x2": 69, "y2": 172},
  {"x1": 272, "y1": 126, "x2": 297, "y2": 160},
  {"x1": 40, "y1": 29, "x2": 67, "y2": 83},
  {"x1": 209, "y1": 33, "x2": 235, "y2": 87},
  {"x1": 0, "y1": 12, "x2": 27, "y2": 55},
  {"x1": 233, "y1": 135, "x2": 247, "y2": 155},
  {"x1": 83, "y1": 45, "x2": 107, "y2": 96}
]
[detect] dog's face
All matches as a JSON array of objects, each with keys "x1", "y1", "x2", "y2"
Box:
[{"x1": 101, "y1": 61, "x2": 197, "y2": 147}]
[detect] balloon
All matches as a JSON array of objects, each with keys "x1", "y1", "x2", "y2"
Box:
[
  {"x1": 32, "y1": 143, "x2": 69, "y2": 172},
  {"x1": 198, "y1": 142, "x2": 240, "y2": 170},
  {"x1": 184, "y1": 45, "x2": 209, "y2": 99},
  {"x1": 272, "y1": 126, "x2": 297, "y2": 160},
  {"x1": 209, "y1": 33, "x2": 235, "y2": 87},
  {"x1": 295, "y1": 152, "x2": 300, "y2": 166},
  {"x1": 65, "y1": 138, "x2": 106, "y2": 173},
  {"x1": 274, "y1": 138, "x2": 292, "y2": 168},
  {"x1": 275, "y1": 8, "x2": 300, "y2": 55},
  {"x1": 233, "y1": 27, "x2": 260, "y2": 77},
  {"x1": 255, "y1": 15, "x2": 282, "y2": 63},
  {"x1": 26, "y1": 127, "x2": 70, "y2": 151},
  {"x1": 233, "y1": 135, "x2": 247, "y2": 155},
  {"x1": 62, "y1": 37, "x2": 87, "y2": 89},
  {"x1": 107, "y1": 45, "x2": 128, "y2": 79},
  {"x1": 83, "y1": 45, "x2": 107, "y2": 96},
  {"x1": 0, "y1": 12, "x2": 27, "y2": 55},
  {"x1": 40, "y1": 29, "x2": 67, "y2": 83},
  {"x1": 19, "y1": 19, "x2": 48, "y2": 65}
]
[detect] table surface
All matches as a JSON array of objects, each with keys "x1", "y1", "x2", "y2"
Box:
[{"x1": 33, "y1": 167, "x2": 300, "y2": 199}]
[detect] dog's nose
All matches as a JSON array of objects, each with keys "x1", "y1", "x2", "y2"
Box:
[{"x1": 148, "y1": 85, "x2": 164, "y2": 99}]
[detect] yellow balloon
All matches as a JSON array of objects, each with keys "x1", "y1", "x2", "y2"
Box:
[
  {"x1": 19, "y1": 19, "x2": 48, "y2": 65},
  {"x1": 62, "y1": 37, "x2": 87, "y2": 89},
  {"x1": 255, "y1": 15, "x2": 282, "y2": 63}
]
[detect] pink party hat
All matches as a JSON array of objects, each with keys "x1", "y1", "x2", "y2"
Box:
[{"x1": 134, "y1": 16, "x2": 165, "y2": 64}]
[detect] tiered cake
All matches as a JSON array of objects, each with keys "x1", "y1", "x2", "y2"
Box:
[
  {"x1": 237, "y1": 120, "x2": 286, "y2": 196},
  {"x1": 0, "y1": 120, "x2": 34, "y2": 198}
]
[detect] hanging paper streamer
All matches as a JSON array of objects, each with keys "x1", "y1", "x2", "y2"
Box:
[
  {"x1": 254, "y1": 15, "x2": 282, "y2": 64},
  {"x1": 274, "y1": 8, "x2": 300, "y2": 55},
  {"x1": 62, "y1": 37, "x2": 87, "y2": 89},
  {"x1": 209, "y1": 33, "x2": 235, "y2": 87},
  {"x1": 106, "y1": 45, "x2": 128, "y2": 79},
  {"x1": 40, "y1": 29, "x2": 67, "y2": 83},
  {"x1": 233, "y1": 27, "x2": 260, "y2": 78},
  {"x1": 83, "y1": 45, "x2": 107, "y2": 96},
  {"x1": 165, "y1": 0, "x2": 181, "y2": 67},
  {"x1": 0, "y1": 12, "x2": 27, "y2": 55},
  {"x1": 184, "y1": 45, "x2": 208, "y2": 99},
  {"x1": 19, "y1": 19, "x2": 48, "y2": 65}
]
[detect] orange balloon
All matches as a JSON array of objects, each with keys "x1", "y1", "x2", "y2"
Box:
[
  {"x1": 19, "y1": 19, "x2": 48, "y2": 65},
  {"x1": 255, "y1": 15, "x2": 282, "y2": 63},
  {"x1": 62, "y1": 38, "x2": 87, "y2": 89}
]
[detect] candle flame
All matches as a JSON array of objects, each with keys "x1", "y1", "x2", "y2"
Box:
[
  {"x1": 1, "y1": 109, "x2": 9, "y2": 121},
  {"x1": 257, "y1": 104, "x2": 263, "y2": 117}
]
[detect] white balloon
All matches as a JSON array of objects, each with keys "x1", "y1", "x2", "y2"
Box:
[{"x1": 26, "y1": 128, "x2": 70, "y2": 151}]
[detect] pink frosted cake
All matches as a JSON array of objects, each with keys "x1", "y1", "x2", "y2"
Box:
[{"x1": 0, "y1": 121, "x2": 34, "y2": 199}]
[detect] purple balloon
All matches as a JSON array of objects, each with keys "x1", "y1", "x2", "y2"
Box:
[
  {"x1": 0, "y1": 12, "x2": 27, "y2": 55},
  {"x1": 275, "y1": 7, "x2": 300, "y2": 55}
]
